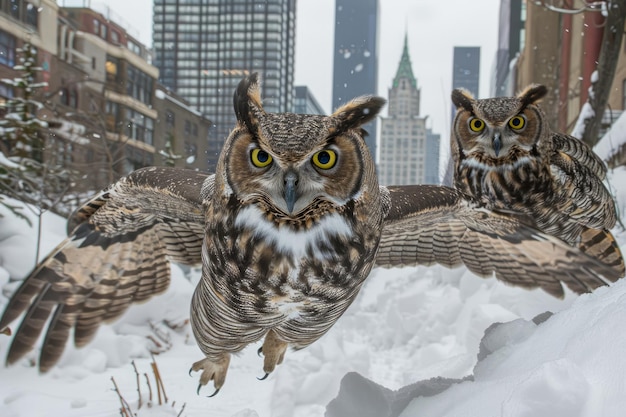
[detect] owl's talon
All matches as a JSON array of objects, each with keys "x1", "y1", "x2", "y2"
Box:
[
  {"x1": 257, "y1": 346, "x2": 263, "y2": 357},
  {"x1": 196, "y1": 383, "x2": 220, "y2": 397},
  {"x1": 260, "y1": 330, "x2": 288, "y2": 375},
  {"x1": 257, "y1": 372, "x2": 269, "y2": 381},
  {"x1": 189, "y1": 367, "x2": 194, "y2": 377},
  {"x1": 190, "y1": 354, "x2": 231, "y2": 397}
]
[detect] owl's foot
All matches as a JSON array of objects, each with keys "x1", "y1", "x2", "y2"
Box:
[
  {"x1": 189, "y1": 353, "x2": 231, "y2": 396},
  {"x1": 258, "y1": 330, "x2": 288, "y2": 378}
]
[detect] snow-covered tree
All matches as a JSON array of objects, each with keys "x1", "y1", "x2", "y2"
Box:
[{"x1": 0, "y1": 42, "x2": 73, "y2": 224}]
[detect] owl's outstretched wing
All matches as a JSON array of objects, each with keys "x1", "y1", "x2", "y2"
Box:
[
  {"x1": 0, "y1": 166, "x2": 212, "y2": 371},
  {"x1": 377, "y1": 184, "x2": 622, "y2": 298}
]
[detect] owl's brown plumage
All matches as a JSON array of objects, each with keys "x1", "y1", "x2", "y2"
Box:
[
  {"x1": 0, "y1": 75, "x2": 622, "y2": 395},
  {"x1": 451, "y1": 85, "x2": 624, "y2": 276}
]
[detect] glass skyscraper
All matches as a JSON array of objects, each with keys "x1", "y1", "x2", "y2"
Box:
[
  {"x1": 332, "y1": 0, "x2": 379, "y2": 158},
  {"x1": 153, "y1": 0, "x2": 297, "y2": 171},
  {"x1": 450, "y1": 46, "x2": 480, "y2": 125}
]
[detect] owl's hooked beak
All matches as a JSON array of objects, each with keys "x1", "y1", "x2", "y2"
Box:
[
  {"x1": 283, "y1": 171, "x2": 298, "y2": 214},
  {"x1": 492, "y1": 133, "x2": 502, "y2": 157}
]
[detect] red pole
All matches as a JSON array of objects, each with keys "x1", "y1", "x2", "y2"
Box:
[
  {"x1": 580, "y1": 9, "x2": 605, "y2": 105},
  {"x1": 558, "y1": 1, "x2": 572, "y2": 132}
]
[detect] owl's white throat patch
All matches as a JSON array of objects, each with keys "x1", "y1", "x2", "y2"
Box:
[
  {"x1": 461, "y1": 155, "x2": 533, "y2": 171},
  {"x1": 234, "y1": 205, "x2": 353, "y2": 260}
]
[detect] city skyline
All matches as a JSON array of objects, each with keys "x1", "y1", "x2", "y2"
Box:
[{"x1": 103, "y1": 0, "x2": 500, "y2": 161}]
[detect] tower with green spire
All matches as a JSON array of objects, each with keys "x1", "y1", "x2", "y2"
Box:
[
  {"x1": 387, "y1": 33, "x2": 420, "y2": 117},
  {"x1": 378, "y1": 34, "x2": 439, "y2": 186}
]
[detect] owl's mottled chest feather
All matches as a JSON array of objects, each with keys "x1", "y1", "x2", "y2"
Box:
[
  {"x1": 203, "y1": 197, "x2": 381, "y2": 323},
  {"x1": 455, "y1": 149, "x2": 553, "y2": 210}
]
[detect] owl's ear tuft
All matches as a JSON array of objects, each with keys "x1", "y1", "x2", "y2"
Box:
[
  {"x1": 233, "y1": 72, "x2": 265, "y2": 134},
  {"x1": 331, "y1": 96, "x2": 386, "y2": 133},
  {"x1": 451, "y1": 89, "x2": 475, "y2": 112},
  {"x1": 518, "y1": 84, "x2": 548, "y2": 108}
]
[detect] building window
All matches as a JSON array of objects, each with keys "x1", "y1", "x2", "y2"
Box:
[
  {"x1": 60, "y1": 87, "x2": 78, "y2": 108},
  {"x1": 105, "y1": 100, "x2": 119, "y2": 131},
  {"x1": 127, "y1": 64, "x2": 153, "y2": 105},
  {"x1": 126, "y1": 108, "x2": 154, "y2": 145},
  {"x1": 105, "y1": 100, "x2": 118, "y2": 116},
  {"x1": 0, "y1": 0, "x2": 37, "y2": 28},
  {"x1": 25, "y1": 2, "x2": 38, "y2": 28},
  {"x1": 0, "y1": 29, "x2": 16, "y2": 67},
  {"x1": 127, "y1": 40, "x2": 141, "y2": 56},
  {"x1": 165, "y1": 110, "x2": 175, "y2": 127},
  {"x1": 105, "y1": 55, "x2": 120, "y2": 83},
  {"x1": 9, "y1": 0, "x2": 19, "y2": 19}
]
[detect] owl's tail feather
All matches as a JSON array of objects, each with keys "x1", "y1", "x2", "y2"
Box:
[{"x1": 578, "y1": 227, "x2": 625, "y2": 279}]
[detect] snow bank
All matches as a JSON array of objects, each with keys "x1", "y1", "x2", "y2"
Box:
[
  {"x1": 594, "y1": 111, "x2": 626, "y2": 162},
  {"x1": 328, "y1": 277, "x2": 626, "y2": 417},
  {"x1": 395, "y1": 278, "x2": 626, "y2": 417}
]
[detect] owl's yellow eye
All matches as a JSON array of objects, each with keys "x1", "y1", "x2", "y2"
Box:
[
  {"x1": 312, "y1": 149, "x2": 337, "y2": 170},
  {"x1": 508, "y1": 115, "x2": 526, "y2": 130},
  {"x1": 250, "y1": 148, "x2": 273, "y2": 168},
  {"x1": 468, "y1": 117, "x2": 485, "y2": 132}
]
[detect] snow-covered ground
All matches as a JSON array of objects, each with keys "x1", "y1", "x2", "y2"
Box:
[{"x1": 1, "y1": 165, "x2": 626, "y2": 417}]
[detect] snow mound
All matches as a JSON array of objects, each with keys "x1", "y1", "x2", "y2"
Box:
[{"x1": 328, "y1": 279, "x2": 626, "y2": 417}]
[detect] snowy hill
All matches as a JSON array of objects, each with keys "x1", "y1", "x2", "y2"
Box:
[{"x1": 1, "y1": 163, "x2": 626, "y2": 416}]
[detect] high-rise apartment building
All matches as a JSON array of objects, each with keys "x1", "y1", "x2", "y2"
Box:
[
  {"x1": 452, "y1": 47, "x2": 480, "y2": 98},
  {"x1": 425, "y1": 128, "x2": 441, "y2": 185},
  {"x1": 153, "y1": 0, "x2": 297, "y2": 171},
  {"x1": 379, "y1": 36, "x2": 438, "y2": 186},
  {"x1": 444, "y1": 46, "x2": 481, "y2": 185},
  {"x1": 332, "y1": 0, "x2": 379, "y2": 156}
]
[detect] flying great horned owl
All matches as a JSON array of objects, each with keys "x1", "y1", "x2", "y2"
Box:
[
  {"x1": 451, "y1": 85, "x2": 625, "y2": 277},
  {"x1": 0, "y1": 74, "x2": 622, "y2": 396}
]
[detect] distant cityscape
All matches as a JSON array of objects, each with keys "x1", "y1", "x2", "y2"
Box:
[{"x1": 1, "y1": 0, "x2": 624, "y2": 193}]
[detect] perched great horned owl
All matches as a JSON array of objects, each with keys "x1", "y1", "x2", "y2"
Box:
[
  {"x1": 451, "y1": 85, "x2": 624, "y2": 279},
  {"x1": 0, "y1": 75, "x2": 621, "y2": 395}
]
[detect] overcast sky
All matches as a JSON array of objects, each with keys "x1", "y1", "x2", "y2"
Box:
[{"x1": 99, "y1": 0, "x2": 500, "y2": 153}]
